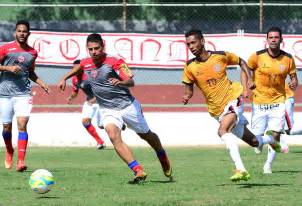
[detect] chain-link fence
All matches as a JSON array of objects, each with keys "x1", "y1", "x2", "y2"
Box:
[{"x1": 0, "y1": 2, "x2": 301, "y2": 111}]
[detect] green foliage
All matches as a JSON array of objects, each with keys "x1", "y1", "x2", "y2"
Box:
[{"x1": 0, "y1": 146, "x2": 301, "y2": 205}]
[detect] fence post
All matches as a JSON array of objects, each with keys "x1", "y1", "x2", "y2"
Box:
[
  {"x1": 259, "y1": 0, "x2": 264, "y2": 32},
  {"x1": 123, "y1": 0, "x2": 127, "y2": 31}
]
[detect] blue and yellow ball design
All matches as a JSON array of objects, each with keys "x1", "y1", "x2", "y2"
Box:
[{"x1": 29, "y1": 169, "x2": 55, "y2": 194}]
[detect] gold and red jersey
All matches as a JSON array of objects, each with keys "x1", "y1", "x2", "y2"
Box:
[
  {"x1": 182, "y1": 51, "x2": 243, "y2": 117},
  {"x1": 248, "y1": 49, "x2": 296, "y2": 104}
]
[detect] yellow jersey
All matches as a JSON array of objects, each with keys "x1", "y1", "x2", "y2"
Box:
[
  {"x1": 285, "y1": 84, "x2": 294, "y2": 99},
  {"x1": 182, "y1": 51, "x2": 243, "y2": 117},
  {"x1": 248, "y1": 49, "x2": 296, "y2": 104}
]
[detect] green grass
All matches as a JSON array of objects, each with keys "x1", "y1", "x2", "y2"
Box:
[{"x1": 0, "y1": 146, "x2": 302, "y2": 206}]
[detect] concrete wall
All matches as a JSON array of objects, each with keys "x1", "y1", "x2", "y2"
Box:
[{"x1": 1, "y1": 112, "x2": 302, "y2": 147}]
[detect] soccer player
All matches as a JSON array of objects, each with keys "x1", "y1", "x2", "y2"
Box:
[
  {"x1": 182, "y1": 29, "x2": 260, "y2": 182},
  {"x1": 247, "y1": 27, "x2": 298, "y2": 173},
  {"x1": 58, "y1": 33, "x2": 172, "y2": 183},
  {"x1": 0, "y1": 20, "x2": 50, "y2": 172},
  {"x1": 67, "y1": 59, "x2": 105, "y2": 150}
]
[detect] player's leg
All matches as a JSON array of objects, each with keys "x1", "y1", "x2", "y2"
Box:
[
  {"x1": 101, "y1": 108, "x2": 146, "y2": 183},
  {"x1": 263, "y1": 146, "x2": 275, "y2": 174},
  {"x1": 82, "y1": 102, "x2": 105, "y2": 149},
  {"x1": 122, "y1": 99, "x2": 172, "y2": 179},
  {"x1": 263, "y1": 103, "x2": 285, "y2": 173},
  {"x1": 218, "y1": 112, "x2": 250, "y2": 182},
  {"x1": 14, "y1": 96, "x2": 32, "y2": 172},
  {"x1": 0, "y1": 97, "x2": 14, "y2": 169}
]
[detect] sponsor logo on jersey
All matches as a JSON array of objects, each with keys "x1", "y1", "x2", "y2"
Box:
[{"x1": 18, "y1": 55, "x2": 25, "y2": 63}]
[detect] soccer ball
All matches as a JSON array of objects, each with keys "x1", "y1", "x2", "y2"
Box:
[{"x1": 29, "y1": 169, "x2": 55, "y2": 194}]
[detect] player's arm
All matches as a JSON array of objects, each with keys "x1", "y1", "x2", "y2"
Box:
[
  {"x1": 238, "y1": 58, "x2": 255, "y2": 90},
  {"x1": 226, "y1": 51, "x2": 255, "y2": 90},
  {"x1": 29, "y1": 64, "x2": 50, "y2": 94},
  {"x1": 288, "y1": 58, "x2": 298, "y2": 90},
  {"x1": 182, "y1": 64, "x2": 194, "y2": 104},
  {"x1": 288, "y1": 73, "x2": 298, "y2": 90},
  {"x1": 0, "y1": 47, "x2": 22, "y2": 74},
  {"x1": 58, "y1": 64, "x2": 82, "y2": 91},
  {"x1": 109, "y1": 59, "x2": 134, "y2": 87},
  {"x1": 67, "y1": 77, "x2": 79, "y2": 104},
  {"x1": 182, "y1": 83, "x2": 194, "y2": 105}
]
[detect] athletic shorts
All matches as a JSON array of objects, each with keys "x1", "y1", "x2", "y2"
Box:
[
  {"x1": 82, "y1": 101, "x2": 100, "y2": 123},
  {"x1": 251, "y1": 102, "x2": 285, "y2": 135},
  {"x1": 215, "y1": 96, "x2": 248, "y2": 139},
  {"x1": 98, "y1": 99, "x2": 149, "y2": 133},
  {"x1": 0, "y1": 96, "x2": 33, "y2": 124},
  {"x1": 284, "y1": 97, "x2": 294, "y2": 131}
]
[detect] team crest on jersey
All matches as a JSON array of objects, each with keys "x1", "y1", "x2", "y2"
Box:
[
  {"x1": 279, "y1": 64, "x2": 285, "y2": 72},
  {"x1": 213, "y1": 64, "x2": 221, "y2": 72},
  {"x1": 90, "y1": 69, "x2": 98, "y2": 79},
  {"x1": 18, "y1": 55, "x2": 25, "y2": 63}
]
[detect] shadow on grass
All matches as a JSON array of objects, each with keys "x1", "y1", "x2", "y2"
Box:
[
  {"x1": 237, "y1": 183, "x2": 290, "y2": 188},
  {"x1": 273, "y1": 170, "x2": 301, "y2": 173},
  {"x1": 36, "y1": 196, "x2": 61, "y2": 199},
  {"x1": 128, "y1": 179, "x2": 176, "y2": 185},
  {"x1": 217, "y1": 183, "x2": 290, "y2": 188},
  {"x1": 289, "y1": 151, "x2": 302, "y2": 153}
]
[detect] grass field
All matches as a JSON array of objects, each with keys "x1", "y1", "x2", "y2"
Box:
[{"x1": 0, "y1": 146, "x2": 302, "y2": 206}]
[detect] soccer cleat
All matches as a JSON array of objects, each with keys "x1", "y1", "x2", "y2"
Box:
[
  {"x1": 270, "y1": 141, "x2": 281, "y2": 153},
  {"x1": 96, "y1": 143, "x2": 106, "y2": 150},
  {"x1": 254, "y1": 144, "x2": 263, "y2": 155},
  {"x1": 159, "y1": 156, "x2": 172, "y2": 178},
  {"x1": 281, "y1": 145, "x2": 289, "y2": 154},
  {"x1": 4, "y1": 149, "x2": 14, "y2": 169},
  {"x1": 263, "y1": 163, "x2": 272, "y2": 174},
  {"x1": 230, "y1": 170, "x2": 251, "y2": 182},
  {"x1": 16, "y1": 160, "x2": 27, "y2": 172},
  {"x1": 133, "y1": 169, "x2": 147, "y2": 184}
]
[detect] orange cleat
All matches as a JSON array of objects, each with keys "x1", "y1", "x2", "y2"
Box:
[
  {"x1": 4, "y1": 149, "x2": 14, "y2": 170},
  {"x1": 133, "y1": 169, "x2": 147, "y2": 184},
  {"x1": 16, "y1": 160, "x2": 27, "y2": 172}
]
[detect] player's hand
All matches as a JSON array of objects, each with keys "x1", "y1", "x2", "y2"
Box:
[
  {"x1": 288, "y1": 80, "x2": 298, "y2": 90},
  {"x1": 58, "y1": 80, "x2": 66, "y2": 91},
  {"x1": 109, "y1": 78, "x2": 121, "y2": 86},
  {"x1": 9, "y1": 65, "x2": 22, "y2": 74},
  {"x1": 247, "y1": 80, "x2": 256, "y2": 90},
  {"x1": 40, "y1": 83, "x2": 50, "y2": 94},
  {"x1": 66, "y1": 96, "x2": 73, "y2": 104},
  {"x1": 242, "y1": 90, "x2": 249, "y2": 98},
  {"x1": 182, "y1": 95, "x2": 191, "y2": 105}
]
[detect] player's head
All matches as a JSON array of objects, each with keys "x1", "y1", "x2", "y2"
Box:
[
  {"x1": 266, "y1": 27, "x2": 283, "y2": 50},
  {"x1": 86, "y1": 33, "x2": 105, "y2": 60},
  {"x1": 185, "y1": 29, "x2": 205, "y2": 57},
  {"x1": 15, "y1": 20, "x2": 30, "y2": 44}
]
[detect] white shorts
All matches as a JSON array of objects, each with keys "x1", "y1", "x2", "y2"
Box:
[
  {"x1": 251, "y1": 103, "x2": 285, "y2": 135},
  {"x1": 215, "y1": 97, "x2": 248, "y2": 139},
  {"x1": 284, "y1": 97, "x2": 294, "y2": 131},
  {"x1": 98, "y1": 99, "x2": 149, "y2": 133},
  {"x1": 82, "y1": 101, "x2": 100, "y2": 121},
  {"x1": 0, "y1": 96, "x2": 33, "y2": 124}
]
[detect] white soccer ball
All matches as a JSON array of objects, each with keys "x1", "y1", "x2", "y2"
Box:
[{"x1": 29, "y1": 169, "x2": 55, "y2": 194}]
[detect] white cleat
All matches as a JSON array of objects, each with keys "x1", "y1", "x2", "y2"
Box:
[
  {"x1": 254, "y1": 144, "x2": 263, "y2": 154},
  {"x1": 96, "y1": 143, "x2": 106, "y2": 150},
  {"x1": 263, "y1": 163, "x2": 272, "y2": 174}
]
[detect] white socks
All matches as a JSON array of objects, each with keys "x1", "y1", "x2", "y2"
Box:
[{"x1": 221, "y1": 133, "x2": 246, "y2": 172}]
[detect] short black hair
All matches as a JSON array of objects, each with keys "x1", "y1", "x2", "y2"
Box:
[
  {"x1": 266, "y1": 27, "x2": 282, "y2": 38},
  {"x1": 87, "y1": 33, "x2": 104, "y2": 46},
  {"x1": 185, "y1": 29, "x2": 204, "y2": 39},
  {"x1": 16, "y1": 20, "x2": 30, "y2": 31},
  {"x1": 73, "y1": 59, "x2": 80, "y2": 65}
]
